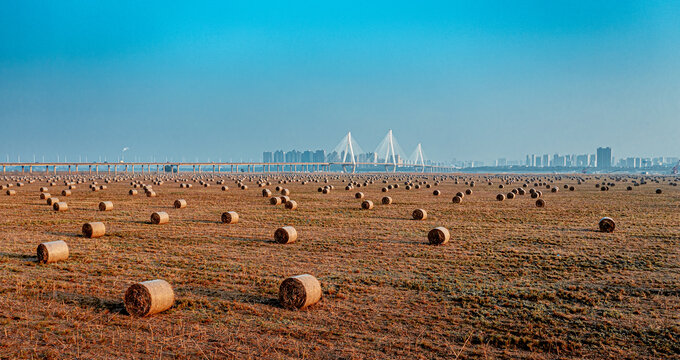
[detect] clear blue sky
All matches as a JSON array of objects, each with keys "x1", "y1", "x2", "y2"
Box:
[{"x1": 1, "y1": 1, "x2": 679, "y2": 163}]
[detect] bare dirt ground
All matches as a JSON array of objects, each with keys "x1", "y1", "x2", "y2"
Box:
[{"x1": 0, "y1": 172, "x2": 678, "y2": 359}]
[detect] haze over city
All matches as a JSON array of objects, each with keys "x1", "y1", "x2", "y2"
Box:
[{"x1": 2, "y1": 1, "x2": 679, "y2": 164}]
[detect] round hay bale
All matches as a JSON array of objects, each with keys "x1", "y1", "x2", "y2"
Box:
[
  {"x1": 99, "y1": 201, "x2": 113, "y2": 211},
  {"x1": 40, "y1": 187, "x2": 48, "y2": 193},
  {"x1": 241, "y1": 185, "x2": 248, "y2": 190},
  {"x1": 530, "y1": 192, "x2": 539, "y2": 199},
  {"x1": 322, "y1": 188, "x2": 330, "y2": 194},
  {"x1": 270, "y1": 197, "x2": 282, "y2": 205},
  {"x1": 146, "y1": 190, "x2": 157, "y2": 197},
  {"x1": 221, "y1": 186, "x2": 229, "y2": 191},
  {"x1": 496, "y1": 194, "x2": 505, "y2": 201},
  {"x1": 82, "y1": 222, "x2": 106, "y2": 238},
  {"x1": 355, "y1": 192, "x2": 364, "y2": 199},
  {"x1": 412, "y1": 208, "x2": 427, "y2": 220},
  {"x1": 428, "y1": 227, "x2": 450, "y2": 245},
  {"x1": 274, "y1": 226, "x2": 297, "y2": 244},
  {"x1": 61, "y1": 190, "x2": 71, "y2": 196},
  {"x1": 47, "y1": 197, "x2": 58, "y2": 205},
  {"x1": 37, "y1": 240, "x2": 69, "y2": 264},
  {"x1": 6, "y1": 189, "x2": 16, "y2": 196},
  {"x1": 281, "y1": 188, "x2": 290, "y2": 196},
  {"x1": 465, "y1": 189, "x2": 472, "y2": 195},
  {"x1": 361, "y1": 200, "x2": 374, "y2": 210},
  {"x1": 433, "y1": 190, "x2": 441, "y2": 196},
  {"x1": 599, "y1": 217, "x2": 615, "y2": 233},
  {"x1": 452, "y1": 195, "x2": 462, "y2": 204},
  {"x1": 381, "y1": 196, "x2": 392, "y2": 205},
  {"x1": 381, "y1": 187, "x2": 388, "y2": 192},
  {"x1": 281, "y1": 195, "x2": 290, "y2": 203},
  {"x1": 656, "y1": 188, "x2": 662, "y2": 194},
  {"x1": 124, "y1": 279, "x2": 175, "y2": 317},
  {"x1": 536, "y1": 199, "x2": 545, "y2": 208},
  {"x1": 129, "y1": 189, "x2": 138, "y2": 195},
  {"x1": 221, "y1": 211, "x2": 239, "y2": 224},
  {"x1": 69, "y1": 185, "x2": 76, "y2": 190},
  {"x1": 405, "y1": 185, "x2": 411, "y2": 190},
  {"x1": 569, "y1": 186, "x2": 575, "y2": 191},
  {"x1": 151, "y1": 212, "x2": 169, "y2": 225},
  {"x1": 285, "y1": 200, "x2": 298, "y2": 210},
  {"x1": 507, "y1": 192, "x2": 515, "y2": 199},
  {"x1": 279, "y1": 274, "x2": 321, "y2": 310},
  {"x1": 53, "y1": 202, "x2": 68, "y2": 211},
  {"x1": 173, "y1": 199, "x2": 187, "y2": 209},
  {"x1": 40, "y1": 193, "x2": 51, "y2": 200},
  {"x1": 551, "y1": 187, "x2": 558, "y2": 193},
  {"x1": 262, "y1": 189, "x2": 272, "y2": 197},
  {"x1": 499, "y1": 184, "x2": 504, "y2": 189},
  {"x1": 626, "y1": 186, "x2": 633, "y2": 191}
]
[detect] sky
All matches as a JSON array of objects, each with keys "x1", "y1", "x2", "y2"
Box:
[{"x1": 1, "y1": 1, "x2": 679, "y2": 163}]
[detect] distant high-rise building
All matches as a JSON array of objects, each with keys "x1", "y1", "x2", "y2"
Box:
[
  {"x1": 262, "y1": 151, "x2": 273, "y2": 163},
  {"x1": 301, "y1": 150, "x2": 313, "y2": 163},
  {"x1": 273, "y1": 150, "x2": 284, "y2": 163},
  {"x1": 326, "y1": 151, "x2": 339, "y2": 162},
  {"x1": 596, "y1": 147, "x2": 612, "y2": 169},
  {"x1": 285, "y1": 150, "x2": 302, "y2": 162},
  {"x1": 576, "y1": 154, "x2": 589, "y2": 167},
  {"x1": 313, "y1": 150, "x2": 326, "y2": 162},
  {"x1": 496, "y1": 158, "x2": 507, "y2": 166},
  {"x1": 535, "y1": 156, "x2": 542, "y2": 167},
  {"x1": 542, "y1": 154, "x2": 549, "y2": 167}
]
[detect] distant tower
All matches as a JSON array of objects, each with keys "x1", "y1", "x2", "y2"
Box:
[
  {"x1": 596, "y1": 147, "x2": 612, "y2": 169},
  {"x1": 414, "y1": 143, "x2": 425, "y2": 167},
  {"x1": 382, "y1": 130, "x2": 398, "y2": 167},
  {"x1": 340, "y1": 132, "x2": 357, "y2": 165}
]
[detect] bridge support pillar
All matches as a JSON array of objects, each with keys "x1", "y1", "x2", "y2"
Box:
[{"x1": 68, "y1": 165, "x2": 71, "y2": 174}]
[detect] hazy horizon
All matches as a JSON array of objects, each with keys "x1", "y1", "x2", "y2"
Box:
[{"x1": 1, "y1": 1, "x2": 679, "y2": 163}]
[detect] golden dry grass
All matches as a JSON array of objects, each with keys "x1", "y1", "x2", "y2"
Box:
[{"x1": 0, "y1": 173, "x2": 678, "y2": 359}]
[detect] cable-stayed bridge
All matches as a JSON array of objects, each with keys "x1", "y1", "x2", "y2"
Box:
[
  {"x1": 330, "y1": 130, "x2": 432, "y2": 172},
  {"x1": 0, "y1": 130, "x2": 453, "y2": 174}
]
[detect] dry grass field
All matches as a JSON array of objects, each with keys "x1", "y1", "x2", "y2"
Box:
[{"x1": 0, "y1": 172, "x2": 678, "y2": 359}]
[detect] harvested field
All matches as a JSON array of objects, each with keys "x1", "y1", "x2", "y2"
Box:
[{"x1": 0, "y1": 173, "x2": 678, "y2": 359}]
